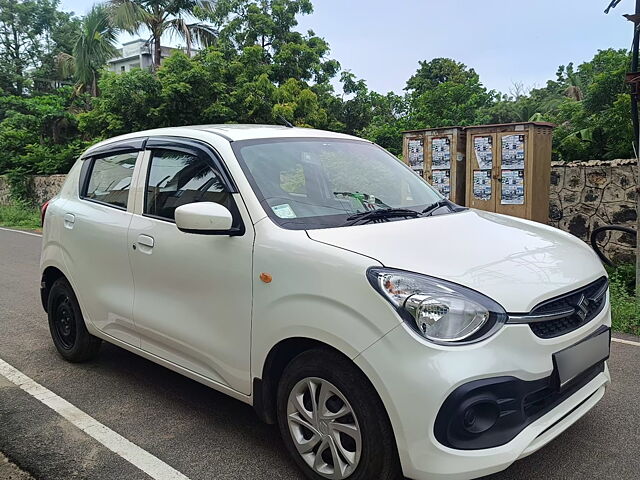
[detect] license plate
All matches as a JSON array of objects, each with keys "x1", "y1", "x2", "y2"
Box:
[{"x1": 552, "y1": 327, "x2": 610, "y2": 388}]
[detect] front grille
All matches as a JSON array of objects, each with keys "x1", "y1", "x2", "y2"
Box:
[{"x1": 509, "y1": 277, "x2": 608, "y2": 338}]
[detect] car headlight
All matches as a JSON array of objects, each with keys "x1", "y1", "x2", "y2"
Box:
[{"x1": 368, "y1": 268, "x2": 507, "y2": 344}]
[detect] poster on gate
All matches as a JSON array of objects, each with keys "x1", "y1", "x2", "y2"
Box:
[
  {"x1": 473, "y1": 170, "x2": 491, "y2": 200},
  {"x1": 474, "y1": 136, "x2": 493, "y2": 170},
  {"x1": 501, "y1": 170, "x2": 525, "y2": 205},
  {"x1": 431, "y1": 170, "x2": 451, "y2": 199},
  {"x1": 431, "y1": 137, "x2": 451, "y2": 170},
  {"x1": 501, "y1": 135, "x2": 525, "y2": 169},
  {"x1": 408, "y1": 138, "x2": 424, "y2": 171}
]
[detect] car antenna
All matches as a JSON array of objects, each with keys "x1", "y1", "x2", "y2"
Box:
[{"x1": 278, "y1": 115, "x2": 294, "y2": 128}]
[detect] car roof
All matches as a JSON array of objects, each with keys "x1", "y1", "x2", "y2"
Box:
[
  {"x1": 83, "y1": 124, "x2": 365, "y2": 157},
  {"x1": 191, "y1": 124, "x2": 362, "y2": 141}
]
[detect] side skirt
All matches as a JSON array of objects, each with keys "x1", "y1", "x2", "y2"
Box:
[{"x1": 89, "y1": 329, "x2": 253, "y2": 406}]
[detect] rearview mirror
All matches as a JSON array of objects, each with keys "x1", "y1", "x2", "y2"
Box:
[{"x1": 175, "y1": 202, "x2": 234, "y2": 235}]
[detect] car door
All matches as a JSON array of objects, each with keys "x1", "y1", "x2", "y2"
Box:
[
  {"x1": 60, "y1": 142, "x2": 145, "y2": 347},
  {"x1": 127, "y1": 137, "x2": 254, "y2": 395}
]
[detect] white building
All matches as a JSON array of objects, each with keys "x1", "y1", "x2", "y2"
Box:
[{"x1": 107, "y1": 39, "x2": 196, "y2": 73}]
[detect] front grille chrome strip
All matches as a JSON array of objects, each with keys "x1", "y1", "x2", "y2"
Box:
[
  {"x1": 508, "y1": 308, "x2": 576, "y2": 324},
  {"x1": 588, "y1": 281, "x2": 608, "y2": 303}
]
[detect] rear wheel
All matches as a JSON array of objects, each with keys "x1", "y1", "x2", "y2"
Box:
[
  {"x1": 277, "y1": 349, "x2": 402, "y2": 480},
  {"x1": 47, "y1": 278, "x2": 101, "y2": 362}
]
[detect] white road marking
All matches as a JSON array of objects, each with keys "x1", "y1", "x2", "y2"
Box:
[
  {"x1": 0, "y1": 357, "x2": 191, "y2": 480},
  {"x1": 0, "y1": 226, "x2": 42, "y2": 237},
  {"x1": 612, "y1": 337, "x2": 640, "y2": 347}
]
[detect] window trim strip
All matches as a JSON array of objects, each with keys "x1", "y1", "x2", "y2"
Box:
[{"x1": 82, "y1": 137, "x2": 148, "y2": 158}]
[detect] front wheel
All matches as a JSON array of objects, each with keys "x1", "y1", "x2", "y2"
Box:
[
  {"x1": 277, "y1": 349, "x2": 402, "y2": 480},
  {"x1": 47, "y1": 277, "x2": 101, "y2": 362}
]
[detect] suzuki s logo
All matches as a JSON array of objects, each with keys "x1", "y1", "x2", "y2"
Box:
[{"x1": 574, "y1": 294, "x2": 590, "y2": 320}]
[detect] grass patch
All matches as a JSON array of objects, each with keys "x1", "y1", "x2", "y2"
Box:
[
  {"x1": 0, "y1": 203, "x2": 41, "y2": 230},
  {"x1": 607, "y1": 263, "x2": 640, "y2": 336}
]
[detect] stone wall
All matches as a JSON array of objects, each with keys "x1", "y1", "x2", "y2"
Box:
[
  {"x1": 0, "y1": 175, "x2": 67, "y2": 207},
  {"x1": 30, "y1": 175, "x2": 67, "y2": 205},
  {"x1": 0, "y1": 176, "x2": 9, "y2": 205},
  {"x1": 549, "y1": 159, "x2": 637, "y2": 263}
]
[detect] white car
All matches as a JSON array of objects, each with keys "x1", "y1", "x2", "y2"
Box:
[{"x1": 40, "y1": 125, "x2": 611, "y2": 480}]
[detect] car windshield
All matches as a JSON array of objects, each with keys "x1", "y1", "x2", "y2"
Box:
[{"x1": 233, "y1": 138, "x2": 444, "y2": 230}]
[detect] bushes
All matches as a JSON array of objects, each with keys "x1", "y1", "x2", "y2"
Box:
[
  {"x1": 0, "y1": 89, "x2": 81, "y2": 171},
  {"x1": 0, "y1": 203, "x2": 41, "y2": 230},
  {"x1": 607, "y1": 264, "x2": 640, "y2": 336},
  {"x1": 0, "y1": 87, "x2": 88, "y2": 201},
  {"x1": 78, "y1": 69, "x2": 162, "y2": 139}
]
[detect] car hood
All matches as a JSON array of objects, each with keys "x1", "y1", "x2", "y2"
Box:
[{"x1": 306, "y1": 210, "x2": 606, "y2": 312}]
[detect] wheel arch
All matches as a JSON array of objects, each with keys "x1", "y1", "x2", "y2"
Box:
[
  {"x1": 40, "y1": 265, "x2": 67, "y2": 312},
  {"x1": 253, "y1": 337, "x2": 389, "y2": 428}
]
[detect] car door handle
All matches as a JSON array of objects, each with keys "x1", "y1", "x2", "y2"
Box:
[
  {"x1": 137, "y1": 235, "x2": 154, "y2": 248},
  {"x1": 63, "y1": 213, "x2": 75, "y2": 229}
]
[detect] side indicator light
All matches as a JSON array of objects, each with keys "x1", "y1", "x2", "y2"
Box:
[{"x1": 260, "y1": 273, "x2": 273, "y2": 283}]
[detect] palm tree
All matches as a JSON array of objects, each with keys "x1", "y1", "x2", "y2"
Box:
[
  {"x1": 57, "y1": 5, "x2": 119, "y2": 96},
  {"x1": 564, "y1": 83, "x2": 584, "y2": 102},
  {"x1": 564, "y1": 66, "x2": 585, "y2": 102},
  {"x1": 107, "y1": 0, "x2": 218, "y2": 69}
]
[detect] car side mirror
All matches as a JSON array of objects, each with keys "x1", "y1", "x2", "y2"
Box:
[{"x1": 175, "y1": 202, "x2": 235, "y2": 235}]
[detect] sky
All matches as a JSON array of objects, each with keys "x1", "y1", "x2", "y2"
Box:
[{"x1": 60, "y1": 0, "x2": 632, "y2": 95}]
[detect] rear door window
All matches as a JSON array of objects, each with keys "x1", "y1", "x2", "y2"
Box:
[{"x1": 84, "y1": 152, "x2": 138, "y2": 209}]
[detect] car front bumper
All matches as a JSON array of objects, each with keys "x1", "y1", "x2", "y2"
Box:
[{"x1": 354, "y1": 304, "x2": 611, "y2": 480}]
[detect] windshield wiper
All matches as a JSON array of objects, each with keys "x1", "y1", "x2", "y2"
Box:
[
  {"x1": 421, "y1": 199, "x2": 452, "y2": 216},
  {"x1": 422, "y1": 199, "x2": 468, "y2": 217},
  {"x1": 345, "y1": 208, "x2": 420, "y2": 225}
]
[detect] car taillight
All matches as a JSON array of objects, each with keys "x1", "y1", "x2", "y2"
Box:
[{"x1": 41, "y1": 200, "x2": 50, "y2": 227}]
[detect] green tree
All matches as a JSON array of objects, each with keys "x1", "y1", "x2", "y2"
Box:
[
  {"x1": 338, "y1": 71, "x2": 373, "y2": 134},
  {"x1": 273, "y1": 77, "x2": 328, "y2": 127},
  {"x1": 57, "y1": 5, "x2": 119, "y2": 96},
  {"x1": 360, "y1": 93, "x2": 412, "y2": 156},
  {"x1": 580, "y1": 49, "x2": 629, "y2": 114},
  {"x1": 412, "y1": 79, "x2": 495, "y2": 128},
  {"x1": 402, "y1": 58, "x2": 496, "y2": 128},
  {"x1": 207, "y1": 0, "x2": 339, "y2": 84},
  {"x1": 154, "y1": 49, "x2": 236, "y2": 125},
  {"x1": 598, "y1": 94, "x2": 634, "y2": 159},
  {"x1": 191, "y1": 0, "x2": 342, "y2": 127},
  {"x1": 30, "y1": 9, "x2": 81, "y2": 92},
  {"x1": 542, "y1": 49, "x2": 633, "y2": 161},
  {"x1": 0, "y1": 0, "x2": 60, "y2": 95},
  {"x1": 405, "y1": 58, "x2": 478, "y2": 96},
  {"x1": 0, "y1": 88, "x2": 87, "y2": 181},
  {"x1": 210, "y1": 0, "x2": 312, "y2": 51},
  {"x1": 336, "y1": 71, "x2": 411, "y2": 154},
  {"x1": 478, "y1": 83, "x2": 563, "y2": 125},
  {"x1": 79, "y1": 69, "x2": 162, "y2": 138},
  {"x1": 108, "y1": 0, "x2": 218, "y2": 69}
]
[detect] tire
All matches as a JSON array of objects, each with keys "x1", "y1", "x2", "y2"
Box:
[
  {"x1": 277, "y1": 348, "x2": 402, "y2": 480},
  {"x1": 47, "y1": 277, "x2": 101, "y2": 362}
]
